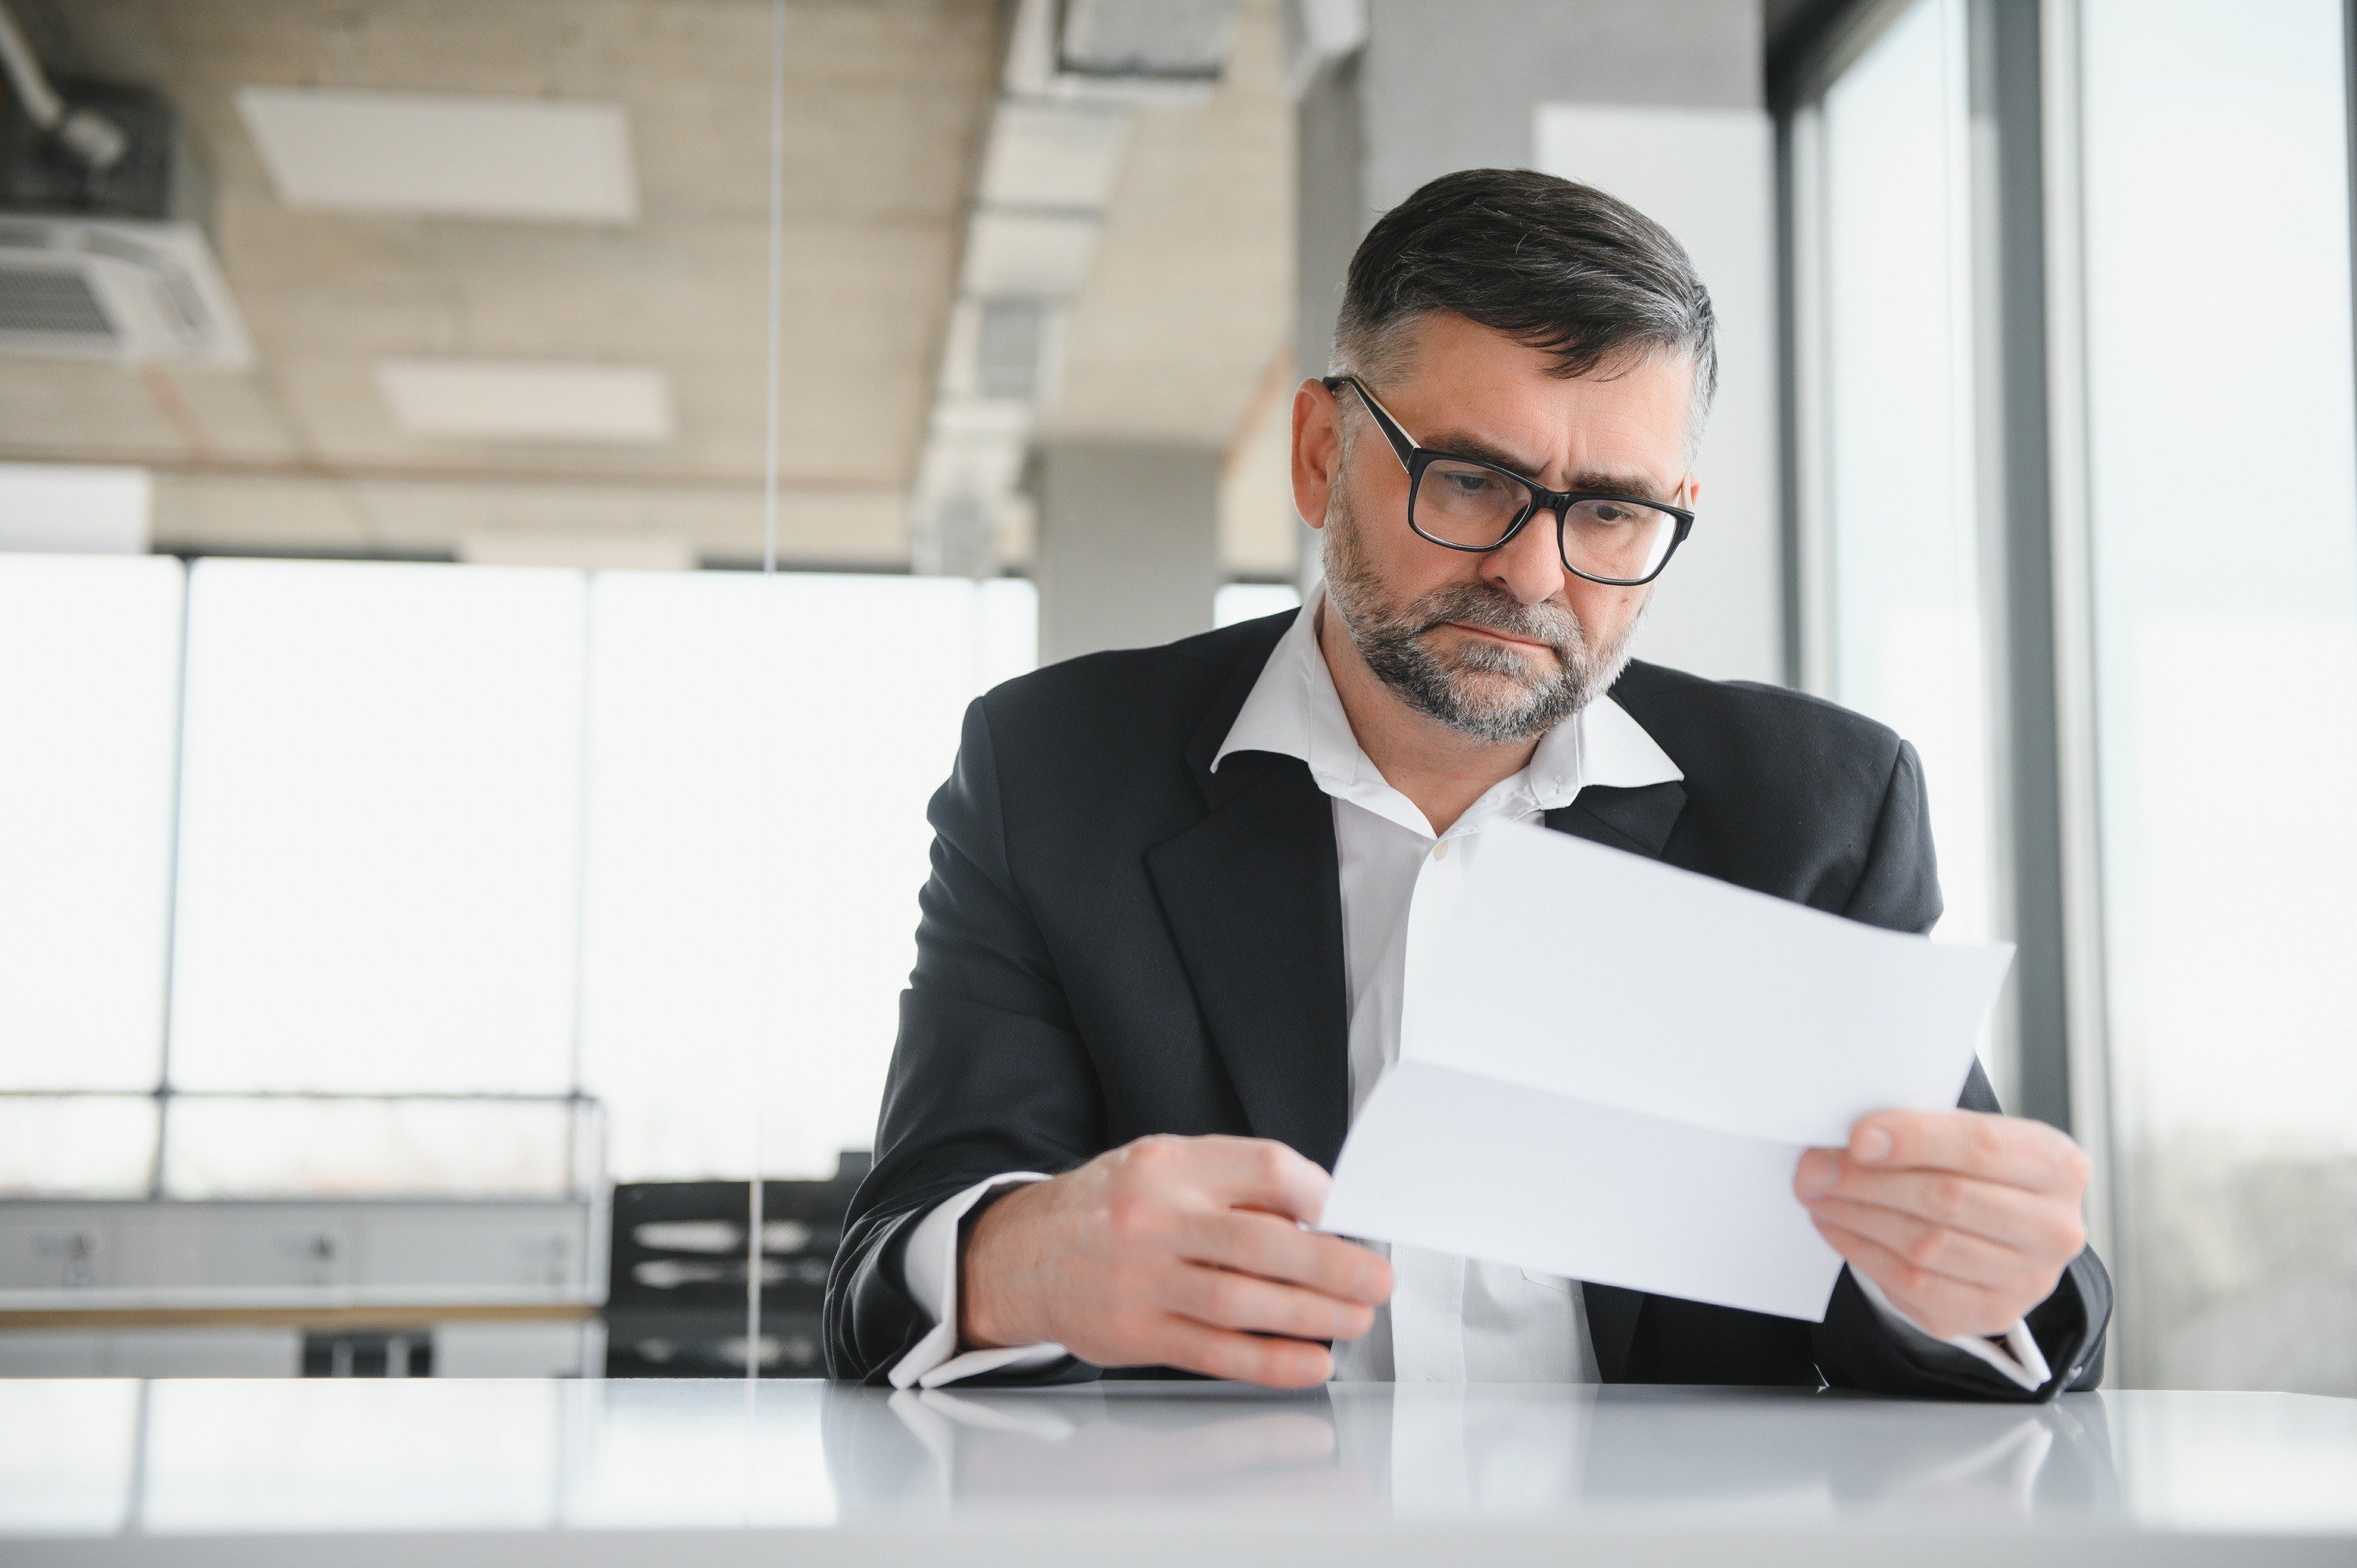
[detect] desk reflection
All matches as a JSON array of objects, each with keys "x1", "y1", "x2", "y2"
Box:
[
  {"x1": 30, "y1": 1377, "x2": 2357, "y2": 1545},
  {"x1": 821, "y1": 1381, "x2": 2118, "y2": 1522}
]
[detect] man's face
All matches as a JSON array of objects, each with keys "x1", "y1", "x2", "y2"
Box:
[{"x1": 1292, "y1": 312, "x2": 1700, "y2": 742}]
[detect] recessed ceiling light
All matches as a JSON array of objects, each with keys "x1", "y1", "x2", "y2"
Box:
[
  {"x1": 236, "y1": 87, "x2": 638, "y2": 223},
  {"x1": 376, "y1": 361, "x2": 674, "y2": 443}
]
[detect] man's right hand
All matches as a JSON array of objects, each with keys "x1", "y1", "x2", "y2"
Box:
[{"x1": 958, "y1": 1134, "x2": 1394, "y2": 1388}]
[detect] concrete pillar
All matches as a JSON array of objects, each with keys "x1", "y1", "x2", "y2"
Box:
[
  {"x1": 1295, "y1": 51, "x2": 1366, "y2": 386},
  {"x1": 1294, "y1": 0, "x2": 1783, "y2": 686},
  {"x1": 1033, "y1": 439, "x2": 1222, "y2": 664}
]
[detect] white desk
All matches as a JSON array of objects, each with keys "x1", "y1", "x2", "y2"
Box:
[{"x1": 4, "y1": 1379, "x2": 2352, "y2": 1566}]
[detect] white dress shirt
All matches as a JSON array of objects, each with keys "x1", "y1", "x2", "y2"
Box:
[{"x1": 889, "y1": 593, "x2": 2048, "y2": 1392}]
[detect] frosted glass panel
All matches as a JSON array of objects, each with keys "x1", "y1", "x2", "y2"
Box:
[
  {"x1": 1818, "y1": 0, "x2": 1998, "y2": 954},
  {"x1": 0, "y1": 554, "x2": 182, "y2": 1091},
  {"x1": 2080, "y1": 0, "x2": 2357, "y2": 1393},
  {"x1": 0, "y1": 1096, "x2": 158, "y2": 1198},
  {"x1": 168, "y1": 559, "x2": 587, "y2": 1094},
  {"x1": 580, "y1": 572, "x2": 1036, "y2": 1179}
]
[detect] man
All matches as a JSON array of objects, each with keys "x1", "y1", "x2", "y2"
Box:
[{"x1": 826, "y1": 168, "x2": 2110, "y2": 1398}]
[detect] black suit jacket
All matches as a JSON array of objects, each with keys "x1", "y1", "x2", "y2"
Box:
[{"x1": 825, "y1": 611, "x2": 2111, "y2": 1398}]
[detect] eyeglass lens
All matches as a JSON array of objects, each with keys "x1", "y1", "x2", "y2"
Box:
[{"x1": 1412, "y1": 458, "x2": 1679, "y2": 583}]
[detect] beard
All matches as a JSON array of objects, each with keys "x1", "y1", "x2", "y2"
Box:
[{"x1": 1320, "y1": 481, "x2": 1642, "y2": 744}]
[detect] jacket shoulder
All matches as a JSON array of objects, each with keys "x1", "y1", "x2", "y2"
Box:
[
  {"x1": 969, "y1": 610, "x2": 1292, "y2": 792},
  {"x1": 1610, "y1": 659, "x2": 1906, "y2": 773},
  {"x1": 1607, "y1": 659, "x2": 1914, "y2": 839},
  {"x1": 977, "y1": 611, "x2": 1288, "y2": 736}
]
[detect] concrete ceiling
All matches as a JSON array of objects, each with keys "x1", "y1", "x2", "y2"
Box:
[
  {"x1": 0, "y1": 0, "x2": 1298, "y2": 572},
  {"x1": 1046, "y1": 0, "x2": 1299, "y2": 577}
]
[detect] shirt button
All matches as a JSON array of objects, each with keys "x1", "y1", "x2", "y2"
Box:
[{"x1": 1432, "y1": 840, "x2": 1450, "y2": 860}]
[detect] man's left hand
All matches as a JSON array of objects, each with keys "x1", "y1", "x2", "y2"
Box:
[{"x1": 1795, "y1": 1110, "x2": 2091, "y2": 1340}]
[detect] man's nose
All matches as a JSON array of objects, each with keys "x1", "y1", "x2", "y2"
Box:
[{"x1": 1479, "y1": 505, "x2": 1568, "y2": 605}]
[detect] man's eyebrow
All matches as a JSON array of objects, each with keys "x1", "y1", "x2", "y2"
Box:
[
  {"x1": 1419, "y1": 428, "x2": 1552, "y2": 481},
  {"x1": 1420, "y1": 428, "x2": 1670, "y2": 501},
  {"x1": 1565, "y1": 469, "x2": 1670, "y2": 502}
]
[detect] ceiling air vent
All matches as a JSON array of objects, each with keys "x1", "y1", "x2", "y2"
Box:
[
  {"x1": 0, "y1": 25, "x2": 251, "y2": 367},
  {"x1": 0, "y1": 216, "x2": 249, "y2": 366},
  {"x1": 0, "y1": 263, "x2": 108, "y2": 338}
]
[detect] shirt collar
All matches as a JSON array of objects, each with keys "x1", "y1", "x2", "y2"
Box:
[{"x1": 1211, "y1": 586, "x2": 1681, "y2": 831}]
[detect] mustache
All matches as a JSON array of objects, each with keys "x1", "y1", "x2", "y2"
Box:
[{"x1": 1412, "y1": 584, "x2": 1583, "y2": 655}]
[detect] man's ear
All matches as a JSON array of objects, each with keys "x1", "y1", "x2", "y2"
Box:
[
  {"x1": 1679, "y1": 473, "x2": 1702, "y2": 510},
  {"x1": 1292, "y1": 378, "x2": 1341, "y2": 531}
]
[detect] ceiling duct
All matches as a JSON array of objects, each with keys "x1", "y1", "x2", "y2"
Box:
[
  {"x1": 0, "y1": 5, "x2": 251, "y2": 367},
  {"x1": 975, "y1": 298, "x2": 1054, "y2": 401},
  {"x1": 1056, "y1": 0, "x2": 1242, "y2": 87},
  {"x1": 910, "y1": 0, "x2": 1242, "y2": 577}
]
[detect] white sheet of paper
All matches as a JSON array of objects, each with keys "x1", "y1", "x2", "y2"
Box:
[{"x1": 1320, "y1": 819, "x2": 2015, "y2": 1323}]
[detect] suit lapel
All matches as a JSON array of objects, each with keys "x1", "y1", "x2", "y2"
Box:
[
  {"x1": 1552, "y1": 779, "x2": 1684, "y2": 1383},
  {"x1": 1147, "y1": 750, "x2": 1352, "y2": 1171},
  {"x1": 1145, "y1": 616, "x2": 1352, "y2": 1171},
  {"x1": 1581, "y1": 1282, "x2": 1645, "y2": 1382},
  {"x1": 1542, "y1": 779, "x2": 1686, "y2": 857}
]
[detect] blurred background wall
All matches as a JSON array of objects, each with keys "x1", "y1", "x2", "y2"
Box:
[{"x1": 0, "y1": 0, "x2": 2348, "y2": 1397}]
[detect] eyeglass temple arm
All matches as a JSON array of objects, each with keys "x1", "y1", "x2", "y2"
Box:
[{"x1": 1320, "y1": 375, "x2": 1418, "y2": 469}]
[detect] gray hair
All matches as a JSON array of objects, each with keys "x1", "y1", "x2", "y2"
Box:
[{"x1": 1330, "y1": 168, "x2": 1718, "y2": 457}]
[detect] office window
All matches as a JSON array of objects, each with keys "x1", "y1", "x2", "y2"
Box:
[
  {"x1": 578, "y1": 572, "x2": 1037, "y2": 1180},
  {"x1": 1215, "y1": 581, "x2": 1302, "y2": 627},
  {"x1": 1812, "y1": 0, "x2": 2000, "y2": 956},
  {"x1": 0, "y1": 556, "x2": 1037, "y2": 1197},
  {"x1": 0, "y1": 555, "x2": 183, "y2": 1095},
  {"x1": 2078, "y1": 0, "x2": 2357, "y2": 1393},
  {"x1": 167, "y1": 559, "x2": 589, "y2": 1097},
  {"x1": 1787, "y1": 0, "x2": 2015, "y2": 1110},
  {"x1": 0, "y1": 1097, "x2": 157, "y2": 1201}
]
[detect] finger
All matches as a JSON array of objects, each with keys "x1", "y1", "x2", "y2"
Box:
[
  {"x1": 1175, "y1": 1210, "x2": 1393, "y2": 1305},
  {"x1": 1811, "y1": 1217, "x2": 2020, "y2": 1340},
  {"x1": 1147, "y1": 1316, "x2": 1334, "y2": 1389},
  {"x1": 1804, "y1": 1196, "x2": 2038, "y2": 1291},
  {"x1": 1807, "y1": 1165, "x2": 2087, "y2": 1257},
  {"x1": 1150, "y1": 1135, "x2": 1333, "y2": 1223},
  {"x1": 1847, "y1": 1110, "x2": 2091, "y2": 1193},
  {"x1": 1157, "y1": 1261, "x2": 1377, "y2": 1343}
]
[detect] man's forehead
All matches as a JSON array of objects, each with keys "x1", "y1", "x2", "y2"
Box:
[{"x1": 1381, "y1": 321, "x2": 1694, "y2": 488}]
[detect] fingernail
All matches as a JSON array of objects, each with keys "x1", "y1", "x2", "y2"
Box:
[
  {"x1": 1855, "y1": 1127, "x2": 1894, "y2": 1164},
  {"x1": 1797, "y1": 1154, "x2": 1836, "y2": 1199}
]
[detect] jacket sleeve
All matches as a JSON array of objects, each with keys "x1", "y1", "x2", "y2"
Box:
[
  {"x1": 1809, "y1": 740, "x2": 2114, "y2": 1401},
  {"x1": 823, "y1": 697, "x2": 1106, "y2": 1384}
]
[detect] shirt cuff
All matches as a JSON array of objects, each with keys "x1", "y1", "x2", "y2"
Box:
[
  {"x1": 887, "y1": 1172, "x2": 1066, "y2": 1390},
  {"x1": 1852, "y1": 1270, "x2": 2052, "y2": 1393}
]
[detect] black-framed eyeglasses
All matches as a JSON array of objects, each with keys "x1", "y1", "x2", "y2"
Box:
[{"x1": 1321, "y1": 374, "x2": 1695, "y2": 588}]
